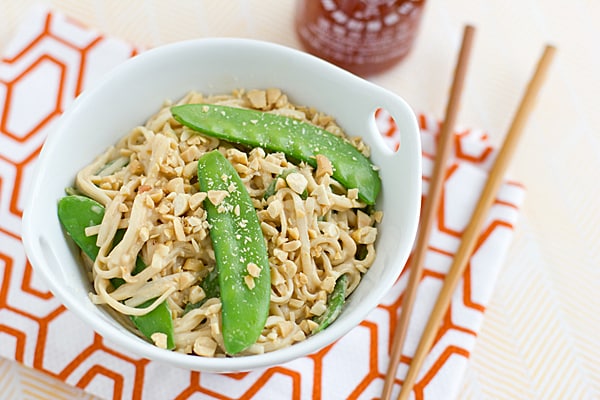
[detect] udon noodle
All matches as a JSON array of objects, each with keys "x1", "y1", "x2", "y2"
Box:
[{"x1": 75, "y1": 88, "x2": 381, "y2": 356}]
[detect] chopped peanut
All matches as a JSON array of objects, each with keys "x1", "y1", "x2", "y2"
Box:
[
  {"x1": 277, "y1": 320, "x2": 294, "y2": 337},
  {"x1": 189, "y1": 192, "x2": 207, "y2": 210},
  {"x1": 266, "y1": 88, "x2": 282, "y2": 106},
  {"x1": 173, "y1": 193, "x2": 190, "y2": 216},
  {"x1": 347, "y1": 188, "x2": 359, "y2": 201},
  {"x1": 247, "y1": 262, "x2": 262, "y2": 278},
  {"x1": 193, "y1": 336, "x2": 218, "y2": 357},
  {"x1": 244, "y1": 275, "x2": 256, "y2": 290},
  {"x1": 310, "y1": 300, "x2": 327, "y2": 316},
  {"x1": 281, "y1": 240, "x2": 301, "y2": 252},
  {"x1": 182, "y1": 258, "x2": 203, "y2": 272},
  {"x1": 285, "y1": 172, "x2": 308, "y2": 195},
  {"x1": 207, "y1": 190, "x2": 229, "y2": 206},
  {"x1": 166, "y1": 177, "x2": 185, "y2": 193},
  {"x1": 188, "y1": 286, "x2": 206, "y2": 304},
  {"x1": 247, "y1": 89, "x2": 267, "y2": 109},
  {"x1": 357, "y1": 209, "x2": 372, "y2": 228},
  {"x1": 287, "y1": 227, "x2": 300, "y2": 240},
  {"x1": 351, "y1": 226, "x2": 378, "y2": 244},
  {"x1": 321, "y1": 276, "x2": 336, "y2": 292},
  {"x1": 266, "y1": 199, "x2": 283, "y2": 219},
  {"x1": 181, "y1": 145, "x2": 201, "y2": 163},
  {"x1": 151, "y1": 332, "x2": 168, "y2": 349},
  {"x1": 315, "y1": 154, "x2": 333, "y2": 178},
  {"x1": 172, "y1": 218, "x2": 186, "y2": 241}
]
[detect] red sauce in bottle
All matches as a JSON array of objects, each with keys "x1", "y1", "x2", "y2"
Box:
[{"x1": 295, "y1": 0, "x2": 426, "y2": 76}]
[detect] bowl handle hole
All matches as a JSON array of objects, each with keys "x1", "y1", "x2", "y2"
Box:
[{"x1": 372, "y1": 108, "x2": 401, "y2": 153}]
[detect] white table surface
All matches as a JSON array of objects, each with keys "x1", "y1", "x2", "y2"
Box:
[{"x1": 1, "y1": 1, "x2": 598, "y2": 399}]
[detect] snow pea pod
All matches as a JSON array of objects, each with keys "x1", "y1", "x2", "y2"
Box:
[
  {"x1": 312, "y1": 274, "x2": 348, "y2": 334},
  {"x1": 197, "y1": 150, "x2": 270, "y2": 354},
  {"x1": 57, "y1": 195, "x2": 175, "y2": 350},
  {"x1": 171, "y1": 104, "x2": 381, "y2": 205}
]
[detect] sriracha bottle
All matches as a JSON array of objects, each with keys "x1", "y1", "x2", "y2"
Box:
[{"x1": 296, "y1": 0, "x2": 426, "y2": 76}]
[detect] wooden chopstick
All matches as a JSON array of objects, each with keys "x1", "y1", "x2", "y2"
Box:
[
  {"x1": 396, "y1": 44, "x2": 557, "y2": 400},
  {"x1": 380, "y1": 24, "x2": 476, "y2": 400}
]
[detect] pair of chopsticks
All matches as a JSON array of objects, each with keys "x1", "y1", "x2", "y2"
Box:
[{"x1": 381, "y1": 25, "x2": 556, "y2": 400}]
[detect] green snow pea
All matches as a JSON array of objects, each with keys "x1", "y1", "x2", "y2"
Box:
[
  {"x1": 197, "y1": 150, "x2": 270, "y2": 354},
  {"x1": 171, "y1": 104, "x2": 381, "y2": 205},
  {"x1": 57, "y1": 195, "x2": 175, "y2": 350},
  {"x1": 312, "y1": 274, "x2": 348, "y2": 334}
]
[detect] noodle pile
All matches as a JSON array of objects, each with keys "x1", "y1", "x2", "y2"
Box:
[{"x1": 75, "y1": 88, "x2": 381, "y2": 356}]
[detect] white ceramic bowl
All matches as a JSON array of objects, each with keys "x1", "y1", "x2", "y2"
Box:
[{"x1": 22, "y1": 38, "x2": 421, "y2": 372}]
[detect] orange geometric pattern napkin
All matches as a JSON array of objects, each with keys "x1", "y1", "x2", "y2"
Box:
[{"x1": 0, "y1": 6, "x2": 525, "y2": 400}]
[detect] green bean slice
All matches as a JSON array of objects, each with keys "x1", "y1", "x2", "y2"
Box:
[{"x1": 171, "y1": 104, "x2": 381, "y2": 205}]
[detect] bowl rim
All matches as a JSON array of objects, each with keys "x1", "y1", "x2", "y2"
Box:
[{"x1": 22, "y1": 37, "x2": 421, "y2": 372}]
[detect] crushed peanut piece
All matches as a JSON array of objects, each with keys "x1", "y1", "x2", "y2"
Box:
[
  {"x1": 189, "y1": 192, "x2": 207, "y2": 210},
  {"x1": 351, "y1": 226, "x2": 378, "y2": 244},
  {"x1": 182, "y1": 258, "x2": 203, "y2": 272},
  {"x1": 144, "y1": 195, "x2": 155, "y2": 208},
  {"x1": 247, "y1": 89, "x2": 267, "y2": 109},
  {"x1": 277, "y1": 321, "x2": 294, "y2": 337},
  {"x1": 181, "y1": 145, "x2": 201, "y2": 163},
  {"x1": 287, "y1": 227, "x2": 300, "y2": 240},
  {"x1": 292, "y1": 330, "x2": 306, "y2": 342},
  {"x1": 300, "y1": 319, "x2": 319, "y2": 334},
  {"x1": 273, "y1": 248, "x2": 288, "y2": 262},
  {"x1": 188, "y1": 285, "x2": 206, "y2": 304},
  {"x1": 283, "y1": 260, "x2": 297, "y2": 277},
  {"x1": 193, "y1": 336, "x2": 217, "y2": 357},
  {"x1": 266, "y1": 199, "x2": 283, "y2": 219},
  {"x1": 151, "y1": 332, "x2": 168, "y2": 349},
  {"x1": 289, "y1": 298, "x2": 304, "y2": 309},
  {"x1": 172, "y1": 218, "x2": 186, "y2": 241},
  {"x1": 347, "y1": 188, "x2": 359, "y2": 201},
  {"x1": 176, "y1": 271, "x2": 197, "y2": 290},
  {"x1": 173, "y1": 193, "x2": 190, "y2": 216},
  {"x1": 321, "y1": 276, "x2": 336, "y2": 292},
  {"x1": 315, "y1": 154, "x2": 333, "y2": 178},
  {"x1": 246, "y1": 262, "x2": 262, "y2": 278},
  {"x1": 157, "y1": 202, "x2": 171, "y2": 215},
  {"x1": 244, "y1": 275, "x2": 256, "y2": 290},
  {"x1": 312, "y1": 185, "x2": 331, "y2": 207},
  {"x1": 357, "y1": 210, "x2": 372, "y2": 229},
  {"x1": 310, "y1": 300, "x2": 327, "y2": 316},
  {"x1": 271, "y1": 268, "x2": 285, "y2": 286},
  {"x1": 166, "y1": 177, "x2": 184, "y2": 193},
  {"x1": 207, "y1": 190, "x2": 229, "y2": 206},
  {"x1": 373, "y1": 210, "x2": 384, "y2": 223},
  {"x1": 285, "y1": 172, "x2": 308, "y2": 195},
  {"x1": 266, "y1": 88, "x2": 282, "y2": 106},
  {"x1": 149, "y1": 189, "x2": 164, "y2": 203},
  {"x1": 281, "y1": 240, "x2": 301, "y2": 252},
  {"x1": 139, "y1": 226, "x2": 150, "y2": 242},
  {"x1": 138, "y1": 184, "x2": 151, "y2": 194}
]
